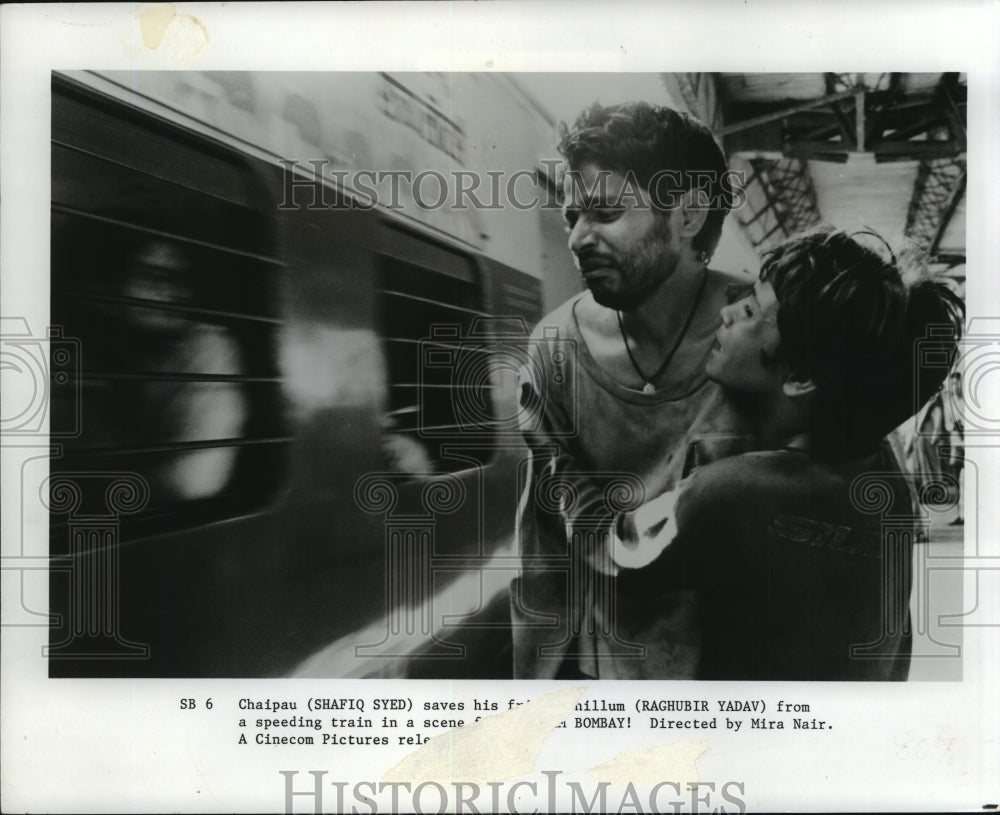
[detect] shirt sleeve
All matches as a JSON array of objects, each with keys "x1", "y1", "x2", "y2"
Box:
[
  {"x1": 608, "y1": 485, "x2": 684, "y2": 573},
  {"x1": 515, "y1": 342, "x2": 620, "y2": 563},
  {"x1": 512, "y1": 335, "x2": 624, "y2": 678}
]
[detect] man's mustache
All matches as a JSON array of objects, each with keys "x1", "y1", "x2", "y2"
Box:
[{"x1": 576, "y1": 253, "x2": 619, "y2": 272}]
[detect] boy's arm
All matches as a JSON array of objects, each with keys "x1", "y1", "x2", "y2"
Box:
[
  {"x1": 595, "y1": 484, "x2": 684, "y2": 574},
  {"x1": 613, "y1": 459, "x2": 758, "y2": 591}
]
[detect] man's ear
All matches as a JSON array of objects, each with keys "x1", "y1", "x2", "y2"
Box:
[
  {"x1": 678, "y1": 188, "x2": 710, "y2": 238},
  {"x1": 782, "y1": 377, "x2": 817, "y2": 399}
]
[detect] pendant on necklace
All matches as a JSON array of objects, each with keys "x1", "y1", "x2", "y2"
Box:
[{"x1": 642, "y1": 382, "x2": 656, "y2": 395}]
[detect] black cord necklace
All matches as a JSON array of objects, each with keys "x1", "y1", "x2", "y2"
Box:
[{"x1": 617, "y1": 270, "x2": 709, "y2": 394}]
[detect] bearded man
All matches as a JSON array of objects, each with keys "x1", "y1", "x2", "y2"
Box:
[{"x1": 512, "y1": 101, "x2": 750, "y2": 679}]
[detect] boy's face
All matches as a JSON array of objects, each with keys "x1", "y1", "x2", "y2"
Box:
[{"x1": 705, "y1": 278, "x2": 783, "y2": 395}]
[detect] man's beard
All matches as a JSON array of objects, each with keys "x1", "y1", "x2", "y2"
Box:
[
  {"x1": 586, "y1": 272, "x2": 666, "y2": 311},
  {"x1": 584, "y1": 231, "x2": 679, "y2": 311}
]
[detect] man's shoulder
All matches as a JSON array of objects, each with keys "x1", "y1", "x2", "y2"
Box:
[
  {"x1": 531, "y1": 289, "x2": 617, "y2": 340},
  {"x1": 707, "y1": 266, "x2": 751, "y2": 286},
  {"x1": 529, "y1": 290, "x2": 593, "y2": 341}
]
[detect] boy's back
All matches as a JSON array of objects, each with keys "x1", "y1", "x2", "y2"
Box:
[{"x1": 619, "y1": 443, "x2": 916, "y2": 680}]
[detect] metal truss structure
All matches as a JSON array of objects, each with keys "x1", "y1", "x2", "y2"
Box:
[
  {"x1": 904, "y1": 156, "x2": 967, "y2": 267},
  {"x1": 664, "y1": 72, "x2": 967, "y2": 265},
  {"x1": 738, "y1": 158, "x2": 822, "y2": 249},
  {"x1": 721, "y1": 72, "x2": 966, "y2": 164}
]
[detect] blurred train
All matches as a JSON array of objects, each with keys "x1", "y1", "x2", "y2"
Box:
[{"x1": 48, "y1": 70, "x2": 582, "y2": 678}]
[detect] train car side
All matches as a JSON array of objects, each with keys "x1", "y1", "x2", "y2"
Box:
[{"x1": 49, "y1": 72, "x2": 547, "y2": 677}]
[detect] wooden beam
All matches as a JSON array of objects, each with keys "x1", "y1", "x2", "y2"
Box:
[
  {"x1": 854, "y1": 74, "x2": 866, "y2": 153},
  {"x1": 824, "y1": 73, "x2": 856, "y2": 148},
  {"x1": 801, "y1": 122, "x2": 842, "y2": 141},
  {"x1": 932, "y1": 252, "x2": 965, "y2": 269},
  {"x1": 784, "y1": 141, "x2": 852, "y2": 162},
  {"x1": 873, "y1": 140, "x2": 962, "y2": 160},
  {"x1": 940, "y1": 72, "x2": 967, "y2": 147},
  {"x1": 885, "y1": 115, "x2": 949, "y2": 142}
]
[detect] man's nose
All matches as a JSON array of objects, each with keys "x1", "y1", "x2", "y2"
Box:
[
  {"x1": 719, "y1": 303, "x2": 736, "y2": 327},
  {"x1": 567, "y1": 218, "x2": 596, "y2": 254}
]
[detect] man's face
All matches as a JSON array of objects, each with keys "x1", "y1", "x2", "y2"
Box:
[
  {"x1": 705, "y1": 278, "x2": 783, "y2": 395},
  {"x1": 562, "y1": 162, "x2": 679, "y2": 310}
]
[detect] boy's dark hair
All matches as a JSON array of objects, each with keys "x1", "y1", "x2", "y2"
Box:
[
  {"x1": 557, "y1": 101, "x2": 734, "y2": 260},
  {"x1": 760, "y1": 226, "x2": 964, "y2": 459}
]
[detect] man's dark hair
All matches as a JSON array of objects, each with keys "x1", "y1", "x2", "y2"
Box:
[
  {"x1": 760, "y1": 226, "x2": 964, "y2": 460},
  {"x1": 557, "y1": 101, "x2": 734, "y2": 260}
]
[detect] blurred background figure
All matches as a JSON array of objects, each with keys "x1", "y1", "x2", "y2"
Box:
[
  {"x1": 120, "y1": 239, "x2": 247, "y2": 502},
  {"x1": 910, "y1": 398, "x2": 946, "y2": 479},
  {"x1": 942, "y1": 370, "x2": 965, "y2": 524},
  {"x1": 900, "y1": 365, "x2": 964, "y2": 518}
]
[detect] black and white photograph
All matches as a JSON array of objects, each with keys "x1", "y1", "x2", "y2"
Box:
[
  {"x1": 2, "y1": 3, "x2": 998, "y2": 813},
  {"x1": 43, "y1": 68, "x2": 968, "y2": 683}
]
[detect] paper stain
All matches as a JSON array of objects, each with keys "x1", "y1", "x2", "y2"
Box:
[
  {"x1": 135, "y1": 3, "x2": 209, "y2": 65},
  {"x1": 586, "y1": 740, "x2": 710, "y2": 786},
  {"x1": 139, "y1": 3, "x2": 176, "y2": 49},
  {"x1": 382, "y1": 687, "x2": 586, "y2": 785}
]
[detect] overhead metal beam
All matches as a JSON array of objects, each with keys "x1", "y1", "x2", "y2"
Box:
[
  {"x1": 725, "y1": 73, "x2": 965, "y2": 163},
  {"x1": 719, "y1": 88, "x2": 859, "y2": 136}
]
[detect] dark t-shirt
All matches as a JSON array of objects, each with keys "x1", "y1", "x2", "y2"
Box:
[{"x1": 617, "y1": 444, "x2": 917, "y2": 680}]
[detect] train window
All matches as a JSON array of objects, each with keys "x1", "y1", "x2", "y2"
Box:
[
  {"x1": 374, "y1": 232, "x2": 496, "y2": 475},
  {"x1": 50, "y1": 78, "x2": 289, "y2": 544}
]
